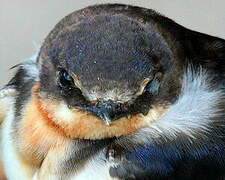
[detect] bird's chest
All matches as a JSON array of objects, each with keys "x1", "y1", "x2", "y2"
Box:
[
  {"x1": 35, "y1": 148, "x2": 118, "y2": 180},
  {"x1": 13, "y1": 96, "x2": 120, "y2": 180},
  {"x1": 70, "y1": 152, "x2": 117, "y2": 180}
]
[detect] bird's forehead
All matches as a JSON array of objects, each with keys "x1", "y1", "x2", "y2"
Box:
[{"x1": 40, "y1": 14, "x2": 168, "y2": 100}]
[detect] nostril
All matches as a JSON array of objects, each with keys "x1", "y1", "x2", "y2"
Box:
[
  {"x1": 108, "y1": 112, "x2": 116, "y2": 121},
  {"x1": 115, "y1": 103, "x2": 121, "y2": 110}
]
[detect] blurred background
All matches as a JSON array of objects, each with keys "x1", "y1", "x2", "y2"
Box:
[{"x1": 0, "y1": 0, "x2": 224, "y2": 87}]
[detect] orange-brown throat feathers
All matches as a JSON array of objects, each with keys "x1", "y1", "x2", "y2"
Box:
[
  {"x1": 33, "y1": 84, "x2": 66, "y2": 136},
  {"x1": 31, "y1": 84, "x2": 163, "y2": 140}
]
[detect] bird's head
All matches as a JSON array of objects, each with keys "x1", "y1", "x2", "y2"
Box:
[{"x1": 33, "y1": 5, "x2": 183, "y2": 139}]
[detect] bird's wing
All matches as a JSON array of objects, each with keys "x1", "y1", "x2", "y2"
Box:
[
  {"x1": 109, "y1": 142, "x2": 225, "y2": 180},
  {"x1": 0, "y1": 51, "x2": 39, "y2": 124},
  {"x1": 0, "y1": 86, "x2": 17, "y2": 124}
]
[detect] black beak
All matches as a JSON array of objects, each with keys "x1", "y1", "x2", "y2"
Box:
[{"x1": 75, "y1": 101, "x2": 128, "y2": 125}]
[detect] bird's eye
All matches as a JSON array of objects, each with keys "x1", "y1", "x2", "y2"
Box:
[
  {"x1": 58, "y1": 69, "x2": 74, "y2": 90},
  {"x1": 144, "y1": 78, "x2": 160, "y2": 95},
  {"x1": 144, "y1": 72, "x2": 162, "y2": 95}
]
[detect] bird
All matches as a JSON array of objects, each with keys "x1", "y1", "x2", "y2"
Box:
[{"x1": 0, "y1": 3, "x2": 225, "y2": 180}]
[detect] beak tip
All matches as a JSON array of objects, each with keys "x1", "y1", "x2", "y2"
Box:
[
  {"x1": 102, "y1": 116, "x2": 111, "y2": 126},
  {"x1": 99, "y1": 111, "x2": 112, "y2": 126},
  {"x1": 104, "y1": 119, "x2": 111, "y2": 126}
]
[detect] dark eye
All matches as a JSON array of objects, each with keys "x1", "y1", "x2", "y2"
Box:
[
  {"x1": 144, "y1": 72, "x2": 162, "y2": 95},
  {"x1": 144, "y1": 78, "x2": 160, "y2": 95},
  {"x1": 58, "y1": 69, "x2": 74, "y2": 90}
]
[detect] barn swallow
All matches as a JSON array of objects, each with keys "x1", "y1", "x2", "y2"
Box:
[{"x1": 0, "y1": 3, "x2": 225, "y2": 180}]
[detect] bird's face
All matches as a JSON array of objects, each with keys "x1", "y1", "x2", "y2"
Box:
[{"x1": 35, "y1": 14, "x2": 177, "y2": 139}]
